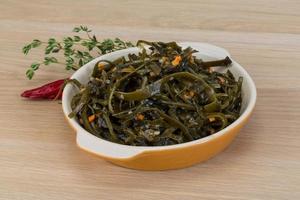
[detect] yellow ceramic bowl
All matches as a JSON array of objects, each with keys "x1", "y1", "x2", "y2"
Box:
[{"x1": 62, "y1": 42, "x2": 256, "y2": 170}]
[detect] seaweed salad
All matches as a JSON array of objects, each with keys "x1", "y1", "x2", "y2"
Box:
[{"x1": 68, "y1": 41, "x2": 243, "y2": 146}]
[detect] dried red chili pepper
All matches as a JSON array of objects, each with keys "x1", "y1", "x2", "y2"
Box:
[{"x1": 21, "y1": 79, "x2": 67, "y2": 100}]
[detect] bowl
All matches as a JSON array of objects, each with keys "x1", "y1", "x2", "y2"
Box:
[{"x1": 62, "y1": 42, "x2": 256, "y2": 170}]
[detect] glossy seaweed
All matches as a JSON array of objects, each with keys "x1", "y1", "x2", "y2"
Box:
[{"x1": 67, "y1": 41, "x2": 243, "y2": 146}]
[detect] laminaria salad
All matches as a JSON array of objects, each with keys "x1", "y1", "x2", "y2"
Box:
[
  {"x1": 66, "y1": 41, "x2": 243, "y2": 146},
  {"x1": 20, "y1": 26, "x2": 243, "y2": 147}
]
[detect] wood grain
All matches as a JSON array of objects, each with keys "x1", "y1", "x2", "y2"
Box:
[{"x1": 0, "y1": 0, "x2": 300, "y2": 199}]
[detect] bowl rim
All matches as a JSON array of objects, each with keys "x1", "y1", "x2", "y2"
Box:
[{"x1": 62, "y1": 42, "x2": 257, "y2": 154}]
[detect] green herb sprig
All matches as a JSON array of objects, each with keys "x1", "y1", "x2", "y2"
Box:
[{"x1": 23, "y1": 26, "x2": 134, "y2": 79}]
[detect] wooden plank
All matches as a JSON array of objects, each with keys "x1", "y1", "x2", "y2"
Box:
[{"x1": 0, "y1": 1, "x2": 299, "y2": 199}]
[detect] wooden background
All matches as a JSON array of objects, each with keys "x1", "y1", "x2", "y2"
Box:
[{"x1": 1, "y1": 0, "x2": 300, "y2": 199}]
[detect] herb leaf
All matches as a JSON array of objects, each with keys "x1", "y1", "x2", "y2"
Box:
[
  {"x1": 30, "y1": 63, "x2": 40, "y2": 70},
  {"x1": 26, "y1": 69, "x2": 34, "y2": 80},
  {"x1": 73, "y1": 27, "x2": 81, "y2": 32},
  {"x1": 22, "y1": 39, "x2": 43, "y2": 55}
]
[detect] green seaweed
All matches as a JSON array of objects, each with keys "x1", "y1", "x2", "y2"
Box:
[{"x1": 68, "y1": 41, "x2": 243, "y2": 146}]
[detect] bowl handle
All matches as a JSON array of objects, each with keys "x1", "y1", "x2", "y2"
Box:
[{"x1": 76, "y1": 129, "x2": 145, "y2": 159}]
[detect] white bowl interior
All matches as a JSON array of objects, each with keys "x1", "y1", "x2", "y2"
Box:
[{"x1": 62, "y1": 42, "x2": 256, "y2": 159}]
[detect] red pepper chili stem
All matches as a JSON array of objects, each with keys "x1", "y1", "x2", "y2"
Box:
[{"x1": 53, "y1": 79, "x2": 69, "y2": 101}]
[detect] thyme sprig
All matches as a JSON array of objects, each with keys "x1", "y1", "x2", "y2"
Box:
[{"x1": 23, "y1": 26, "x2": 134, "y2": 79}]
